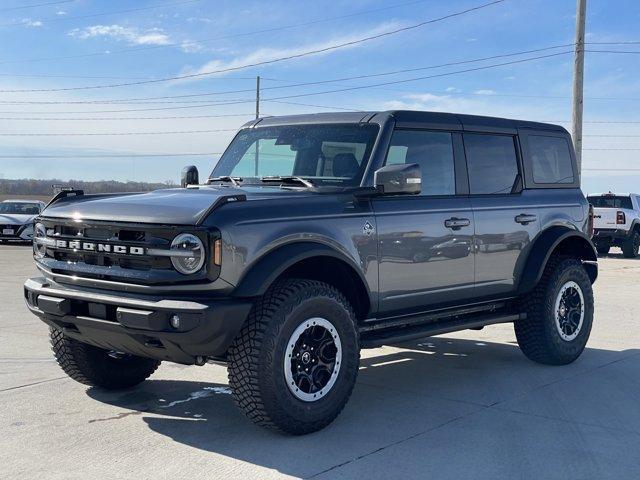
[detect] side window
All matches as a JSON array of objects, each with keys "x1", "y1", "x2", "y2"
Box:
[
  {"x1": 384, "y1": 130, "x2": 456, "y2": 196},
  {"x1": 464, "y1": 133, "x2": 519, "y2": 194},
  {"x1": 529, "y1": 135, "x2": 574, "y2": 184}
]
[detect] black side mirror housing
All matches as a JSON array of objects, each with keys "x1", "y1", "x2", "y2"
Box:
[
  {"x1": 374, "y1": 163, "x2": 421, "y2": 195},
  {"x1": 181, "y1": 165, "x2": 199, "y2": 188}
]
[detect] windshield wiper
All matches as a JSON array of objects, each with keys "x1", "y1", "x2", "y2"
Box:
[
  {"x1": 208, "y1": 176, "x2": 243, "y2": 186},
  {"x1": 260, "y1": 176, "x2": 314, "y2": 188}
]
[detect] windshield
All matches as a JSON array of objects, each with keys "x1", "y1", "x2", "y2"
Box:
[
  {"x1": 587, "y1": 196, "x2": 633, "y2": 209},
  {"x1": 211, "y1": 123, "x2": 380, "y2": 187},
  {"x1": 0, "y1": 202, "x2": 41, "y2": 215}
]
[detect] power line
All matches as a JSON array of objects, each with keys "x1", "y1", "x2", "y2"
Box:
[
  {"x1": 0, "y1": 50, "x2": 574, "y2": 115},
  {"x1": 0, "y1": 0, "x2": 72, "y2": 12},
  {"x1": 0, "y1": 152, "x2": 222, "y2": 158},
  {"x1": 0, "y1": 128, "x2": 236, "y2": 136},
  {"x1": 266, "y1": 100, "x2": 365, "y2": 111},
  {"x1": 0, "y1": 0, "x2": 436, "y2": 64},
  {"x1": 583, "y1": 134, "x2": 640, "y2": 137},
  {"x1": 0, "y1": 113, "x2": 255, "y2": 121},
  {"x1": 0, "y1": 1, "x2": 505, "y2": 92},
  {"x1": 0, "y1": 0, "x2": 202, "y2": 27},
  {"x1": 583, "y1": 148, "x2": 640, "y2": 151},
  {"x1": 0, "y1": 44, "x2": 575, "y2": 104}
]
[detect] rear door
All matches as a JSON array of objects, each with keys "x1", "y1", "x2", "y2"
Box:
[
  {"x1": 372, "y1": 129, "x2": 475, "y2": 313},
  {"x1": 463, "y1": 132, "x2": 540, "y2": 297}
]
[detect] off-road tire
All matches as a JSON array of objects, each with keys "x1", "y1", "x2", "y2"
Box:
[
  {"x1": 50, "y1": 328, "x2": 160, "y2": 389},
  {"x1": 227, "y1": 278, "x2": 360, "y2": 435},
  {"x1": 515, "y1": 256, "x2": 593, "y2": 365},
  {"x1": 596, "y1": 244, "x2": 610, "y2": 256},
  {"x1": 622, "y1": 231, "x2": 640, "y2": 258}
]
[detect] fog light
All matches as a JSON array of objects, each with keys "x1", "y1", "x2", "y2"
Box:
[{"x1": 170, "y1": 314, "x2": 180, "y2": 329}]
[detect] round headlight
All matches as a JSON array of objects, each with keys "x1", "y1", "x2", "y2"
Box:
[
  {"x1": 33, "y1": 223, "x2": 47, "y2": 259},
  {"x1": 170, "y1": 233, "x2": 205, "y2": 275}
]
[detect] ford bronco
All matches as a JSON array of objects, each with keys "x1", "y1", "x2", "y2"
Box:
[{"x1": 24, "y1": 111, "x2": 598, "y2": 434}]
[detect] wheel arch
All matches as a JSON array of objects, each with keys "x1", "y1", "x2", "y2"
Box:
[
  {"x1": 232, "y1": 242, "x2": 372, "y2": 321},
  {"x1": 518, "y1": 226, "x2": 598, "y2": 294}
]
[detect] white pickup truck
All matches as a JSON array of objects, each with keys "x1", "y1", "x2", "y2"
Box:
[{"x1": 587, "y1": 193, "x2": 640, "y2": 257}]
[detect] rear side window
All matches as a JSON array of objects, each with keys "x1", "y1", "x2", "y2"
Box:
[
  {"x1": 529, "y1": 135, "x2": 574, "y2": 184},
  {"x1": 384, "y1": 130, "x2": 456, "y2": 196},
  {"x1": 587, "y1": 196, "x2": 633, "y2": 209},
  {"x1": 463, "y1": 134, "x2": 519, "y2": 194}
]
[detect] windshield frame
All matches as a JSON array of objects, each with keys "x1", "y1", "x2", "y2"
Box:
[{"x1": 210, "y1": 122, "x2": 382, "y2": 189}]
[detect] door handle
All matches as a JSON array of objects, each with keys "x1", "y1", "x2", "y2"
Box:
[
  {"x1": 515, "y1": 213, "x2": 538, "y2": 225},
  {"x1": 444, "y1": 217, "x2": 470, "y2": 230}
]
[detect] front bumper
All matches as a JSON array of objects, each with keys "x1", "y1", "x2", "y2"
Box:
[
  {"x1": 24, "y1": 277, "x2": 253, "y2": 364},
  {"x1": 0, "y1": 224, "x2": 33, "y2": 241}
]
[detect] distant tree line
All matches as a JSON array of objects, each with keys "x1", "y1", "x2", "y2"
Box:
[{"x1": 0, "y1": 178, "x2": 177, "y2": 197}]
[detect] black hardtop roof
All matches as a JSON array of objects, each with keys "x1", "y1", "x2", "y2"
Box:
[{"x1": 244, "y1": 110, "x2": 567, "y2": 134}]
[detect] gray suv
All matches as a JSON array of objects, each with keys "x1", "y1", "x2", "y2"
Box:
[{"x1": 24, "y1": 111, "x2": 597, "y2": 434}]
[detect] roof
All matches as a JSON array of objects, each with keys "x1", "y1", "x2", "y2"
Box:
[{"x1": 243, "y1": 110, "x2": 567, "y2": 133}]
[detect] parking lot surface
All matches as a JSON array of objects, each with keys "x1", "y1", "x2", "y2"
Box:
[{"x1": 1, "y1": 245, "x2": 639, "y2": 479}]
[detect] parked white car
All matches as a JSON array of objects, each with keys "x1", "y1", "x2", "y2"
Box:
[
  {"x1": 587, "y1": 192, "x2": 640, "y2": 258},
  {"x1": 0, "y1": 199, "x2": 46, "y2": 243}
]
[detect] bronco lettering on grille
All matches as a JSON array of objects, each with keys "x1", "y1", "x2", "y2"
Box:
[{"x1": 52, "y1": 239, "x2": 145, "y2": 256}]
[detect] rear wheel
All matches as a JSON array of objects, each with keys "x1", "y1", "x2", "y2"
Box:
[
  {"x1": 50, "y1": 328, "x2": 160, "y2": 389},
  {"x1": 622, "y1": 231, "x2": 640, "y2": 258},
  {"x1": 515, "y1": 256, "x2": 593, "y2": 365},
  {"x1": 227, "y1": 278, "x2": 360, "y2": 435}
]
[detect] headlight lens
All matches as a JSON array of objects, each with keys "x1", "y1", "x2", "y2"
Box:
[
  {"x1": 33, "y1": 223, "x2": 46, "y2": 259},
  {"x1": 170, "y1": 233, "x2": 205, "y2": 275}
]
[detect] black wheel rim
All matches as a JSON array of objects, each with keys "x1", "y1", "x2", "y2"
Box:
[
  {"x1": 554, "y1": 281, "x2": 585, "y2": 341},
  {"x1": 284, "y1": 318, "x2": 341, "y2": 402}
]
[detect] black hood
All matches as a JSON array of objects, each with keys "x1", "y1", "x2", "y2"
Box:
[{"x1": 41, "y1": 186, "x2": 314, "y2": 225}]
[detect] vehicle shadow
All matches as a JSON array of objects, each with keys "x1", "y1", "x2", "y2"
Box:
[{"x1": 86, "y1": 336, "x2": 640, "y2": 479}]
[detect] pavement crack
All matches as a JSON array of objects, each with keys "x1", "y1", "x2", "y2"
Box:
[
  {"x1": 0, "y1": 376, "x2": 67, "y2": 393},
  {"x1": 88, "y1": 410, "x2": 147, "y2": 424},
  {"x1": 306, "y1": 409, "x2": 482, "y2": 479}
]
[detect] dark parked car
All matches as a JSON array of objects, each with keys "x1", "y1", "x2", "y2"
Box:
[{"x1": 24, "y1": 111, "x2": 597, "y2": 434}]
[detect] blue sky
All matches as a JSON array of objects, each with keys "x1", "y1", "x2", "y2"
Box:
[{"x1": 0, "y1": 0, "x2": 639, "y2": 193}]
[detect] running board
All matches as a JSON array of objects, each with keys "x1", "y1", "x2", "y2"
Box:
[{"x1": 360, "y1": 313, "x2": 523, "y2": 349}]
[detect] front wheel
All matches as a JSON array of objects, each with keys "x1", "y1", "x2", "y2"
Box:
[
  {"x1": 515, "y1": 257, "x2": 594, "y2": 365},
  {"x1": 227, "y1": 279, "x2": 360, "y2": 435},
  {"x1": 622, "y1": 231, "x2": 640, "y2": 258},
  {"x1": 50, "y1": 328, "x2": 160, "y2": 389}
]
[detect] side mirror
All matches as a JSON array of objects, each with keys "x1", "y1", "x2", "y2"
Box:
[
  {"x1": 181, "y1": 165, "x2": 199, "y2": 187},
  {"x1": 374, "y1": 163, "x2": 421, "y2": 195}
]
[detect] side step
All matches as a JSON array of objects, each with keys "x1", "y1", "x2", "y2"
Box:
[{"x1": 360, "y1": 312, "x2": 523, "y2": 349}]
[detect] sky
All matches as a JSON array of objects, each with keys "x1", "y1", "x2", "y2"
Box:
[{"x1": 0, "y1": 0, "x2": 639, "y2": 193}]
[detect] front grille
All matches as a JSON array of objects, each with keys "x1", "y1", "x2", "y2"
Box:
[{"x1": 36, "y1": 217, "x2": 215, "y2": 286}]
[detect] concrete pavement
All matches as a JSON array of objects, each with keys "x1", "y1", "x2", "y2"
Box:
[{"x1": 1, "y1": 245, "x2": 639, "y2": 479}]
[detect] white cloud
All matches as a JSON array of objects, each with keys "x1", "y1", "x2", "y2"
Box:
[
  {"x1": 69, "y1": 25, "x2": 172, "y2": 46},
  {"x1": 56, "y1": 10, "x2": 66, "y2": 16},
  {"x1": 445, "y1": 86, "x2": 461, "y2": 93},
  {"x1": 473, "y1": 89, "x2": 496, "y2": 95},
  {"x1": 179, "y1": 22, "x2": 400, "y2": 80},
  {"x1": 22, "y1": 18, "x2": 43, "y2": 28}
]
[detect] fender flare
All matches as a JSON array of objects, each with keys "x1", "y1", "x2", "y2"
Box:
[
  {"x1": 232, "y1": 241, "x2": 371, "y2": 299},
  {"x1": 518, "y1": 226, "x2": 598, "y2": 294}
]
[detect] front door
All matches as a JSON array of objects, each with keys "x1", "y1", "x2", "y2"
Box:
[{"x1": 373, "y1": 129, "x2": 475, "y2": 314}]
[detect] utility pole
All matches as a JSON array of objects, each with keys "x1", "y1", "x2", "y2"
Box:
[
  {"x1": 255, "y1": 75, "x2": 260, "y2": 119},
  {"x1": 572, "y1": 0, "x2": 587, "y2": 178},
  {"x1": 254, "y1": 75, "x2": 260, "y2": 176}
]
